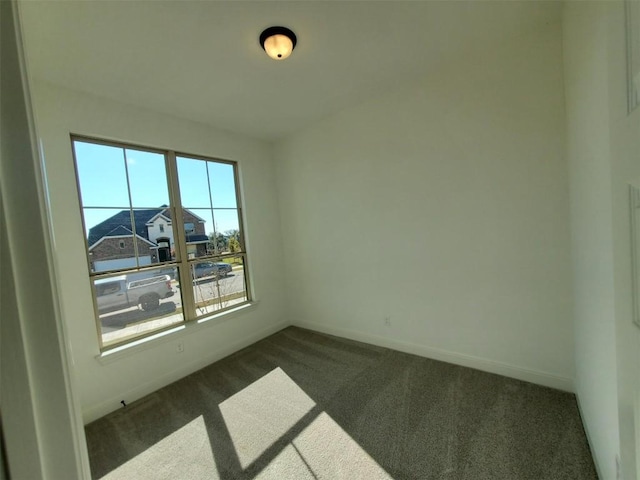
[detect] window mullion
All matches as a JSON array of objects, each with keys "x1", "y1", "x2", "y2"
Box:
[
  {"x1": 122, "y1": 148, "x2": 140, "y2": 268},
  {"x1": 233, "y1": 165, "x2": 251, "y2": 298},
  {"x1": 204, "y1": 163, "x2": 218, "y2": 255},
  {"x1": 166, "y1": 150, "x2": 196, "y2": 321}
]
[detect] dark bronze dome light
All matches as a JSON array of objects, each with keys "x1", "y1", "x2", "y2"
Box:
[{"x1": 260, "y1": 26, "x2": 297, "y2": 60}]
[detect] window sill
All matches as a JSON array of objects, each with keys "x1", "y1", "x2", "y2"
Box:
[{"x1": 96, "y1": 300, "x2": 259, "y2": 365}]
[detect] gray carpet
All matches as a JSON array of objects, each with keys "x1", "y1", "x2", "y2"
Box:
[{"x1": 85, "y1": 327, "x2": 598, "y2": 479}]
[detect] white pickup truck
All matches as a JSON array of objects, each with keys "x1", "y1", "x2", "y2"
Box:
[{"x1": 95, "y1": 274, "x2": 175, "y2": 313}]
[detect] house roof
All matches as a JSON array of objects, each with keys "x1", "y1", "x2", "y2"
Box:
[
  {"x1": 103, "y1": 225, "x2": 134, "y2": 237},
  {"x1": 88, "y1": 207, "x2": 208, "y2": 246},
  {"x1": 88, "y1": 227, "x2": 158, "y2": 251},
  {"x1": 145, "y1": 212, "x2": 172, "y2": 226},
  {"x1": 185, "y1": 234, "x2": 209, "y2": 244},
  {"x1": 88, "y1": 208, "x2": 166, "y2": 246}
]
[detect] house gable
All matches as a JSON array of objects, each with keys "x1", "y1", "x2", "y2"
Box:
[
  {"x1": 88, "y1": 226, "x2": 157, "y2": 251},
  {"x1": 145, "y1": 212, "x2": 172, "y2": 226},
  {"x1": 87, "y1": 208, "x2": 164, "y2": 245}
]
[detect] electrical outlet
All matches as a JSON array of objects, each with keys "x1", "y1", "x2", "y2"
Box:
[
  {"x1": 176, "y1": 341, "x2": 184, "y2": 353},
  {"x1": 384, "y1": 316, "x2": 392, "y2": 327}
]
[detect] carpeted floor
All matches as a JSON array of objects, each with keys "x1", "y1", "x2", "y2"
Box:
[{"x1": 85, "y1": 327, "x2": 598, "y2": 479}]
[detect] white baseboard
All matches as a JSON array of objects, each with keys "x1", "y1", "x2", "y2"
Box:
[
  {"x1": 84, "y1": 319, "x2": 575, "y2": 423},
  {"x1": 294, "y1": 320, "x2": 575, "y2": 393},
  {"x1": 83, "y1": 320, "x2": 290, "y2": 423}
]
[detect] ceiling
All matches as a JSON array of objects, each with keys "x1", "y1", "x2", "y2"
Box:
[{"x1": 19, "y1": 1, "x2": 561, "y2": 141}]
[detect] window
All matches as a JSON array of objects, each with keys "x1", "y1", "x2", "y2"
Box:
[
  {"x1": 95, "y1": 280, "x2": 122, "y2": 296},
  {"x1": 72, "y1": 136, "x2": 250, "y2": 350}
]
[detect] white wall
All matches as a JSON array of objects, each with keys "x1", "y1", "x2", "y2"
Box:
[
  {"x1": 564, "y1": 2, "x2": 640, "y2": 479},
  {"x1": 31, "y1": 82, "x2": 287, "y2": 422},
  {"x1": 607, "y1": 2, "x2": 640, "y2": 479},
  {"x1": 563, "y1": 3, "x2": 620, "y2": 479},
  {"x1": 275, "y1": 22, "x2": 574, "y2": 390}
]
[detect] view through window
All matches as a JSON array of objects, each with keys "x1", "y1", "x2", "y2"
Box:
[{"x1": 72, "y1": 137, "x2": 250, "y2": 349}]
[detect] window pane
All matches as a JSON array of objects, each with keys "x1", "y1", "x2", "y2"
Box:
[
  {"x1": 126, "y1": 149, "x2": 170, "y2": 208},
  {"x1": 85, "y1": 208, "x2": 135, "y2": 273},
  {"x1": 177, "y1": 157, "x2": 211, "y2": 208},
  {"x1": 140, "y1": 207, "x2": 175, "y2": 260},
  {"x1": 131, "y1": 208, "x2": 176, "y2": 266},
  {"x1": 208, "y1": 162, "x2": 237, "y2": 208},
  {"x1": 95, "y1": 265, "x2": 183, "y2": 348},
  {"x1": 84, "y1": 208, "x2": 131, "y2": 243},
  {"x1": 213, "y1": 209, "x2": 243, "y2": 251},
  {"x1": 191, "y1": 256, "x2": 247, "y2": 317},
  {"x1": 84, "y1": 207, "x2": 176, "y2": 273},
  {"x1": 181, "y1": 208, "x2": 212, "y2": 258},
  {"x1": 74, "y1": 141, "x2": 129, "y2": 207}
]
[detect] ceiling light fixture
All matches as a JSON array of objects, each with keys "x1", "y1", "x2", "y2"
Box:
[{"x1": 260, "y1": 26, "x2": 297, "y2": 60}]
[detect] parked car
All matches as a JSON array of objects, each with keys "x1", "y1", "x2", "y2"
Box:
[
  {"x1": 192, "y1": 261, "x2": 232, "y2": 279},
  {"x1": 95, "y1": 274, "x2": 174, "y2": 313}
]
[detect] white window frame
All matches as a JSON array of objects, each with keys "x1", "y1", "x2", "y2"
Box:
[{"x1": 71, "y1": 135, "x2": 251, "y2": 351}]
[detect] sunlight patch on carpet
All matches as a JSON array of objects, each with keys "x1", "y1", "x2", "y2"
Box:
[
  {"x1": 218, "y1": 367, "x2": 316, "y2": 469},
  {"x1": 219, "y1": 367, "x2": 392, "y2": 479},
  {"x1": 100, "y1": 416, "x2": 217, "y2": 480},
  {"x1": 291, "y1": 412, "x2": 393, "y2": 479},
  {"x1": 253, "y1": 444, "x2": 317, "y2": 480}
]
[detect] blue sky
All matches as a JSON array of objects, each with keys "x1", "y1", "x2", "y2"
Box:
[{"x1": 74, "y1": 141, "x2": 240, "y2": 236}]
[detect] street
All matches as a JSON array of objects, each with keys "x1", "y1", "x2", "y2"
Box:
[{"x1": 100, "y1": 268, "x2": 247, "y2": 346}]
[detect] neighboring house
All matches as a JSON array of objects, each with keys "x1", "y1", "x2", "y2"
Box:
[{"x1": 87, "y1": 206, "x2": 209, "y2": 271}]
